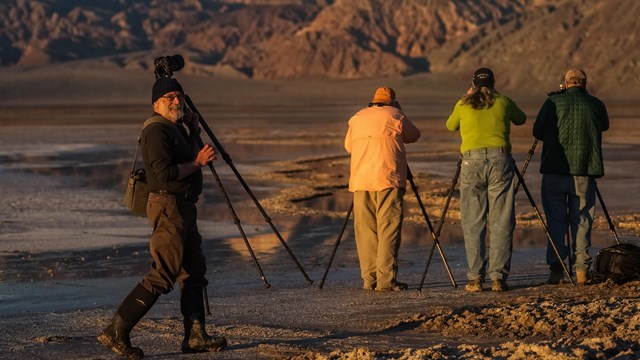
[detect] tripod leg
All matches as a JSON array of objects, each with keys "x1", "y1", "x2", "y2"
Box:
[
  {"x1": 514, "y1": 139, "x2": 538, "y2": 194},
  {"x1": 407, "y1": 167, "x2": 457, "y2": 289},
  {"x1": 186, "y1": 96, "x2": 313, "y2": 285},
  {"x1": 418, "y1": 158, "x2": 461, "y2": 291},
  {"x1": 595, "y1": 181, "x2": 621, "y2": 245},
  {"x1": 318, "y1": 201, "x2": 353, "y2": 289},
  {"x1": 566, "y1": 228, "x2": 572, "y2": 276},
  {"x1": 206, "y1": 163, "x2": 271, "y2": 288},
  {"x1": 186, "y1": 113, "x2": 271, "y2": 288},
  {"x1": 204, "y1": 287, "x2": 211, "y2": 316},
  {"x1": 512, "y1": 162, "x2": 574, "y2": 284}
]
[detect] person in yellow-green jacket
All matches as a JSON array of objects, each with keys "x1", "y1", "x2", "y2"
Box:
[{"x1": 446, "y1": 67, "x2": 526, "y2": 292}]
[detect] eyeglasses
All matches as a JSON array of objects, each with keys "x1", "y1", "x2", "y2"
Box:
[{"x1": 161, "y1": 93, "x2": 184, "y2": 102}]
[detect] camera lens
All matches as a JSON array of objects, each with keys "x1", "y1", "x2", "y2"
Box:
[
  {"x1": 153, "y1": 54, "x2": 185, "y2": 79},
  {"x1": 168, "y1": 55, "x2": 185, "y2": 72}
]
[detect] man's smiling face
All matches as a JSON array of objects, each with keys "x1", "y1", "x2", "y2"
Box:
[{"x1": 153, "y1": 91, "x2": 184, "y2": 122}]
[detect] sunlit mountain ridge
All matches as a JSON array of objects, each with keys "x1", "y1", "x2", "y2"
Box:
[{"x1": 1, "y1": 0, "x2": 638, "y2": 97}]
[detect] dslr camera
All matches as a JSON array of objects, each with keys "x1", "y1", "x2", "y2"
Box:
[
  {"x1": 547, "y1": 83, "x2": 566, "y2": 96},
  {"x1": 154, "y1": 54, "x2": 185, "y2": 79}
]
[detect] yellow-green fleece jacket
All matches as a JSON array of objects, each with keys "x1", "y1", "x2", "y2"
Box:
[{"x1": 446, "y1": 94, "x2": 526, "y2": 154}]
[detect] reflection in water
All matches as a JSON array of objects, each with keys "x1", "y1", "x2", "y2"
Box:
[
  {"x1": 224, "y1": 232, "x2": 285, "y2": 255},
  {"x1": 15, "y1": 146, "x2": 611, "y2": 253},
  {"x1": 295, "y1": 189, "x2": 592, "y2": 249},
  {"x1": 302, "y1": 191, "x2": 353, "y2": 215}
]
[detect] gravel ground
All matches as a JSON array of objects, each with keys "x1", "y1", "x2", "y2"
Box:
[{"x1": 1, "y1": 104, "x2": 639, "y2": 359}]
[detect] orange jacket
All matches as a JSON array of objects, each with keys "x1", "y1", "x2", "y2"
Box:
[{"x1": 345, "y1": 106, "x2": 421, "y2": 192}]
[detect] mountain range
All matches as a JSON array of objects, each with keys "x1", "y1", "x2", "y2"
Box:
[{"x1": 1, "y1": 0, "x2": 639, "y2": 97}]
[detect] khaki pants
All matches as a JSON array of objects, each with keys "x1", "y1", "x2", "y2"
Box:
[
  {"x1": 141, "y1": 192, "x2": 208, "y2": 295},
  {"x1": 353, "y1": 188, "x2": 404, "y2": 289}
]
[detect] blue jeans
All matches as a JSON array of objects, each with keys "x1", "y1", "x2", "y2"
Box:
[
  {"x1": 541, "y1": 174, "x2": 595, "y2": 272},
  {"x1": 460, "y1": 147, "x2": 515, "y2": 281}
]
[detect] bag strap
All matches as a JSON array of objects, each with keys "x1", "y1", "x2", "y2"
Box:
[
  {"x1": 129, "y1": 115, "x2": 167, "y2": 175},
  {"x1": 142, "y1": 115, "x2": 166, "y2": 130}
]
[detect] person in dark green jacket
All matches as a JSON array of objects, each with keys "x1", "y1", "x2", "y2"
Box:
[{"x1": 533, "y1": 68, "x2": 609, "y2": 285}]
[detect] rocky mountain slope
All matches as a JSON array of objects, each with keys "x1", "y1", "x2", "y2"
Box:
[
  {"x1": 1, "y1": 0, "x2": 638, "y2": 92},
  {"x1": 430, "y1": 0, "x2": 640, "y2": 93}
]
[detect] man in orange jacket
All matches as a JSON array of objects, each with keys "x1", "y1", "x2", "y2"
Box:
[{"x1": 345, "y1": 87, "x2": 421, "y2": 292}]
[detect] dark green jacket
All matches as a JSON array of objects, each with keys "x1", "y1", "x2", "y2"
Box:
[{"x1": 533, "y1": 86, "x2": 609, "y2": 177}]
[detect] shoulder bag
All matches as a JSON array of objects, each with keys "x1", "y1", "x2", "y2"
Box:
[{"x1": 123, "y1": 116, "x2": 165, "y2": 216}]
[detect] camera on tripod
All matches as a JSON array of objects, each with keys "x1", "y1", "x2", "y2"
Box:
[
  {"x1": 154, "y1": 54, "x2": 185, "y2": 79},
  {"x1": 147, "y1": 54, "x2": 312, "y2": 287},
  {"x1": 547, "y1": 83, "x2": 566, "y2": 96}
]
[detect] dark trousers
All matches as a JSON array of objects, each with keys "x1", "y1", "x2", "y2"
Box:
[{"x1": 141, "y1": 192, "x2": 208, "y2": 295}]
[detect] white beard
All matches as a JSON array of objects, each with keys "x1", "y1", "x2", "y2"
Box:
[
  {"x1": 172, "y1": 108, "x2": 184, "y2": 120},
  {"x1": 163, "y1": 107, "x2": 183, "y2": 122}
]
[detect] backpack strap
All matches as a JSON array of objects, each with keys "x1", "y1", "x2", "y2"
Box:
[
  {"x1": 142, "y1": 115, "x2": 166, "y2": 130},
  {"x1": 129, "y1": 115, "x2": 168, "y2": 175}
]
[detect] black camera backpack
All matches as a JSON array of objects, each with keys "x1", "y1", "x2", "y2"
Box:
[{"x1": 593, "y1": 243, "x2": 640, "y2": 284}]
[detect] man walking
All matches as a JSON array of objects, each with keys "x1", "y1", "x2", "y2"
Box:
[
  {"x1": 98, "y1": 77, "x2": 226, "y2": 358},
  {"x1": 345, "y1": 87, "x2": 421, "y2": 292},
  {"x1": 534, "y1": 68, "x2": 609, "y2": 285}
]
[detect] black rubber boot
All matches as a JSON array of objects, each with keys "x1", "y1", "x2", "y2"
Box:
[
  {"x1": 97, "y1": 284, "x2": 159, "y2": 359},
  {"x1": 180, "y1": 287, "x2": 227, "y2": 353}
]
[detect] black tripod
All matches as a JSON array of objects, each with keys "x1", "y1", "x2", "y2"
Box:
[
  {"x1": 513, "y1": 139, "x2": 573, "y2": 283},
  {"x1": 185, "y1": 95, "x2": 313, "y2": 286},
  {"x1": 513, "y1": 159, "x2": 575, "y2": 284},
  {"x1": 318, "y1": 165, "x2": 457, "y2": 289},
  {"x1": 595, "y1": 181, "x2": 621, "y2": 245},
  {"x1": 407, "y1": 167, "x2": 457, "y2": 289},
  {"x1": 318, "y1": 202, "x2": 352, "y2": 289},
  {"x1": 417, "y1": 158, "x2": 461, "y2": 291},
  {"x1": 515, "y1": 139, "x2": 538, "y2": 194},
  {"x1": 516, "y1": 139, "x2": 622, "y2": 284}
]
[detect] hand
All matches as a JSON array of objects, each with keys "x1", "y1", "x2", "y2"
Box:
[
  {"x1": 466, "y1": 86, "x2": 475, "y2": 95},
  {"x1": 195, "y1": 144, "x2": 215, "y2": 167}
]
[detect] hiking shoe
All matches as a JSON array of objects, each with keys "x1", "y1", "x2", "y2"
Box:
[
  {"x1": 576, "y1": 271, "x2": 588, "y2": 285},
  {"x1": 363, "y1": 282, "x2": 376, "y2": 291},
  {"x1": 97, "y1": 321, "x2": 144, "y2": 359},
  {"x1": 182, "y1": 319, "x2": 227, "y2": 353},
  {"x1": 547, "y1": 266, "x2": 564, "y2": 284},
  {"x1": 464, "y1": 278, "x2": 484, "y2": 292},
  {"x1": 376, "y1": 281, "x2": 408, "y2": 292},
  {"x1": 491, "y1": 279, "x2": 509, "y2": 292}
]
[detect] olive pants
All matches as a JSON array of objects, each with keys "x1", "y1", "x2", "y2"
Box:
[
  {"x1": 141, "y1": 192, "x2": 208, "y2": 295},
  {"x1": 353, "y1": 188, "x2": 405, "y2": 289}
]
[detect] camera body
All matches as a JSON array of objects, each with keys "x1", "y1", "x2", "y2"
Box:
[
  {"x1": 154, "y1": 55, "x2": 185, "y2": 79},
  {"x1": 547, "y1": 83, "x2": 566, "y2": 97},
  {"x1": 547, "y1": 84, "x2": 566, "y2": 97}
]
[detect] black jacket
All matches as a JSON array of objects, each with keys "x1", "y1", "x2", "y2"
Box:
[{"x1": 141, "y1": 114, "x2": 203, "y2": 195}]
